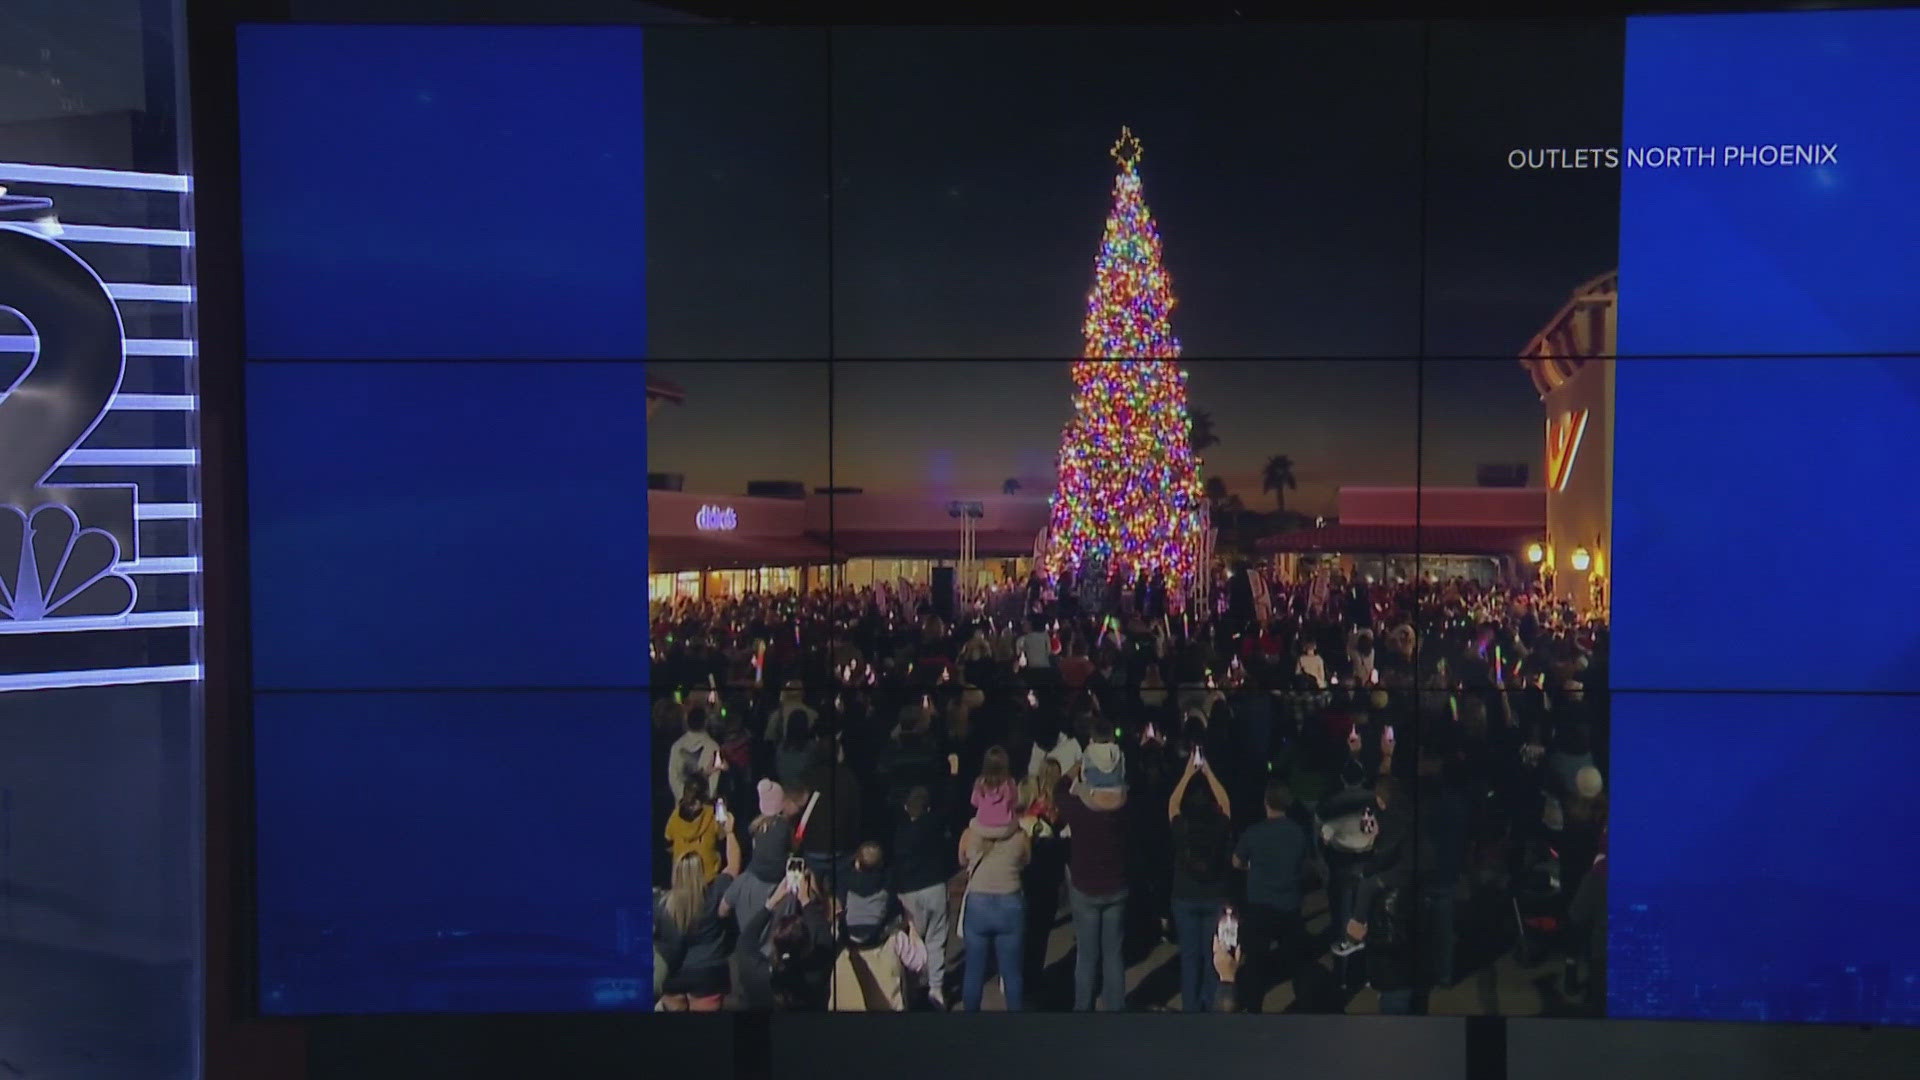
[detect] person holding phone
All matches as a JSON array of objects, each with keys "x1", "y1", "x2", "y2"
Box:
[
  {"x1": 664, "y1": 774, "x2": 723, "y2": 884},
  {"x1": 655, "y1": 822, "x2": 744, "y2": 1011},
  {"x1": 1168, "y1": 749, "x2": 1233, "y2": 1011}
]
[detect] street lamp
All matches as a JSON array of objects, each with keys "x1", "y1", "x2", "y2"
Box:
[
  {"x1": 1571, "y1": 547, "x2": 1592, "y2": 572},
  {"x1": 1526, "y1": 542, "x2": 1545, "y2": 565},
  {"x1": 948, "y1": 501, "x2": 985, "y2": 591}
]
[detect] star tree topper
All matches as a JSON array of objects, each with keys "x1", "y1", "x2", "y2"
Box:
[{"x1": 1110, "y1": 126, "x2": 1144, "y2": 172}]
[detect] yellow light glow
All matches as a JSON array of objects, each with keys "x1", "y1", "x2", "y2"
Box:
[{"x1": 1526, "y1": 542, "x2": 1545, "y2": 564}]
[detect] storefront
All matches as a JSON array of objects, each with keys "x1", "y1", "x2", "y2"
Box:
[
  {"x1": 1261, "y1": 487, "x2": 1546, "y2": 586},
  {"x1": 646, "y1": 490, "x2": 835, "y2": 601},
  {"x1": 646, "y1": 488, "x2": 1052, "y2": 599}
]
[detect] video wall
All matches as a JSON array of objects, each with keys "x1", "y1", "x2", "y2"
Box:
[{"x1": 238, "y1": 13, "x2": 1920, "y2": 1023}]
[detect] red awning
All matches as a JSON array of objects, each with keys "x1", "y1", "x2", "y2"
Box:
[
  {"x1": 818, "y1": 529, "x2": 1040, "y2": 559},
  {"x1": 648, "y1": 534, "x2": 835, "y2": 573},
  {"x1": 1258, "y1": 525, "x2": 1539, "y2": 556}
]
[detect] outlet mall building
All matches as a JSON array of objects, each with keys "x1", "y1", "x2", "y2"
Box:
[
  {"x1": 647, "y1": 275, "x2": 1615, "y2": 615},
  {"x1": 1260, "y1": 274, "x2": 1616, "y2": 616}
]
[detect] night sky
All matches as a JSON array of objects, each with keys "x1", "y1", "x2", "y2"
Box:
[{"x1": 644, "y1": 23, "x2": 1624, "y2": 508}]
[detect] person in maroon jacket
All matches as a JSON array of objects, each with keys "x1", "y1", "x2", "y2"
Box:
[{"x1": 1058, "y1": 740, "x2": 1131, "y2": 1011}]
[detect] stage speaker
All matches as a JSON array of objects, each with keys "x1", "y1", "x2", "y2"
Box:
[{"x1": 932, "y1": 566, "x2": 956, "y2": 621}]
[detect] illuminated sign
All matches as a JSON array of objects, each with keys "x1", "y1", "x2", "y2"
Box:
[
  {"x1": 0, "y1": 163, "x2": 199, "y2": 692},
  {"x1": 695, "y1": 505, "x2": 737, "y2": 531},
  {"x1": 1546, "y1": 409, "x2": 1590, "y2": 493}
]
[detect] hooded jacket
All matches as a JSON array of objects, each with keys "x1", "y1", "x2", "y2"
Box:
[{"x1": 1057, "y1": 774, "x2": 1130, "y2": 896}]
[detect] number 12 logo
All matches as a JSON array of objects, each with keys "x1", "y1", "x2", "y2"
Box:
[{"x1": 0, "y1": 199, "x2": 138, "y2": 623}]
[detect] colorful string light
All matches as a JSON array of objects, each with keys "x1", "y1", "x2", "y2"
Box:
[{"x1": 1044, "y1": 128, "x2": 1206, "y2": 584}]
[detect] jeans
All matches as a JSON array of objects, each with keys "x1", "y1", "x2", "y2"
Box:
[
  {"x1": 1069, "y1": 886, "x2": 1128, "y2": 1011},
  {"x1": 900, "y1": 881, "x2": 952, "y2": 1002},
  {"x1": 1378, "y1": 987, "x2": 1418, "y2": 1014},
  {"x1": 961, "y1": 891, "x2": 1025, "y2": 1011},
  {"x1": 1171, "y1": 898, "x2": 1222, "y2": 1012}
]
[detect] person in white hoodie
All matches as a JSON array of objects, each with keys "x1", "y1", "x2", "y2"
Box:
[
  {"x1": 1295, "y1": 639, "x2": 1327, "y2": 689},
  {"x1": 763, "y1": 680, "x2": 817, "y2": 746},
  {"x1": 667, "y1": 706, "x2": 723, "y2": 804}
]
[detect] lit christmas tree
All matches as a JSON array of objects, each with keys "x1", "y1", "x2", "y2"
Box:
[{"x1": 1043, "y1": 128, "x2": 1207, "y2": 587}]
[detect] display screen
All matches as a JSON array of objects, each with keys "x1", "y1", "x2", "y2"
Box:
[{"x1": 241, "y1": 13, "x2": 1919, "y2": 1024}]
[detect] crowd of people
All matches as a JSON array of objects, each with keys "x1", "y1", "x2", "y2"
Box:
[{"x1": 648, "y1": 566, "x2": 1610, "y2": 1014}]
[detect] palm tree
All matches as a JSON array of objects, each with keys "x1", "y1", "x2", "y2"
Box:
[
  {"x1": 1002, "y1": 477, "x2": 1022, "y2": 496},
  {"x1": 1204, "y1": 475, "x2": 1245, "y2": 542},
  {"x1": 1189, "y1": 409, "x2": 1221, "y2": 457},
  {"x1": 1204, "y1": 475, "x2": 1230, "y2": 513},
  {"x1": 1262, "y1": 454, "x2": 1298, "y2": 516}
]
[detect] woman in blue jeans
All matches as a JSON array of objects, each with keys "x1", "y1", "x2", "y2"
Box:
[
  {"x1": 958, "y1": 812, "x2": 1032, "y2": 1010},
  {"x1": 1167, "y1": 751, "x2": 1233, "y2": 1011}
]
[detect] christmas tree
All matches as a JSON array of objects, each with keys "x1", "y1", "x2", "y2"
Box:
[{"x1": 1043, "y1": 128, "x2": 1207, "y2": 586}]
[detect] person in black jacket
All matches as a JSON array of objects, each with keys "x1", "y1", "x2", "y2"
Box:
[
  {"x1": 891, "y1": 785, "x2": 953, "y2": 1009},
  {"x1": 878, "y1": 706, "x2": 947, "y2": 813},
  {"x1": 742, "y1": 870, "x2": 835, "y2": 1010},
  {"x1": 1329, "y1": 777, "x2": 1412, "y2": 961}
]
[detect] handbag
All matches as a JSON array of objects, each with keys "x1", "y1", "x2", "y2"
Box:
[{"x1": 954, "y1": 839, "x2": 989, "y2": 939}]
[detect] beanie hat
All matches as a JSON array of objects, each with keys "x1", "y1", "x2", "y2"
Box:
[
  {"x1": 747, "y1": 816, "x2": 793, "y2": 883},
  {"x1": 1083, "y1": 742, "x2": 1125, "y2": 790},
  {"x1": 971, "y1": 778, "x2": 1016, "y2": 829},
  {"x1": 758, "y1": 778, "x2": 785, "y2": 819}
]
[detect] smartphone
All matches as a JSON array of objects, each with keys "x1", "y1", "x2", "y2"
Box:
[
  {"x1": 923, "y1": 694, "x2": 933, "y2": 711},
  {"x1": 1027, "y1": 690, "x2": 1039, "y2": 708},
  {"x1": 1192, "y1": 745, "x2": 1206, "y2": 768},
  {"x1": 1216, "y1": 908, "x2": 1240, "y2": 953},
  {"x1": 714, "y1": 798, "x2": 729, "y2": 825},
  {"x1": 1383, "y1": 724, "x2": 1396, "y2": 746},
  {"x1": 1370, "y1": 668, "x2": 1380, "y2": 686},
  {"x1": 712, "y1": 749, "x2": 724, "y2": 770},
  {"x1": 784, "y1": 855, "x2": 806, "y2": 893}
]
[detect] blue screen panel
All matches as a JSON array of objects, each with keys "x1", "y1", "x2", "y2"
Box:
[
  {"x1": 253, "y1": 690, "x2": 650, "y2": 1014},
  {"x1": 1617, "y1": 11, "x2": 1920, "y2": 357},
  {"x1": 246, "y1": 362, "x2": 649, "y2": 690},
  {"x1": 237, "y1": 24, "x2": 647, "y2": 360},
  {"x1": 1610, "y1": 357, "x2": 1920, "y2": 693},
  {"x1": 1609, "y1": 692, "x2": 1920, "y2": 1025}
]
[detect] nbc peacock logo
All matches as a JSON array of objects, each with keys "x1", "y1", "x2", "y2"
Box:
[{"x1": 0, "y1": 504, "x2": 136, "y2": 622}]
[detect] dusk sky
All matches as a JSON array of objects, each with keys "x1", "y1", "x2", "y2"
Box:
[
  {"x1": 643, "y1": 23, "x2": 1624, "y2": 508},
  {"x1": 648, "y1": 359, "x2": 1541, "y2": 515}
]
